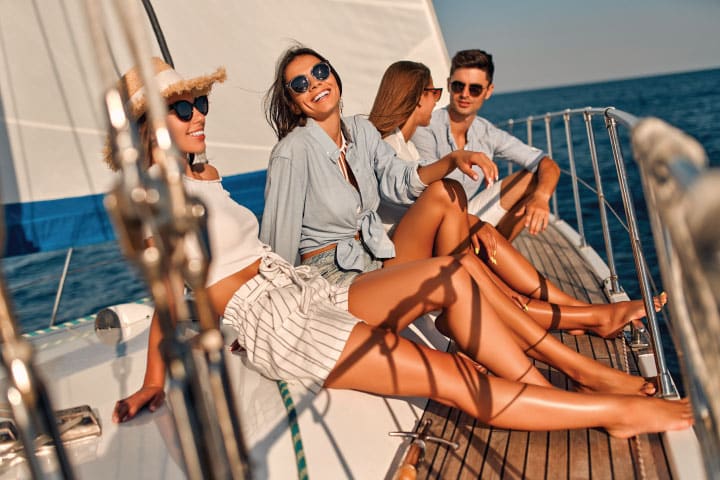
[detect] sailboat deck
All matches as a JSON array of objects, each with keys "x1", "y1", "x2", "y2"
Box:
[{"x1": 413, "y1": 223, "x2": 672, "y2": 479}]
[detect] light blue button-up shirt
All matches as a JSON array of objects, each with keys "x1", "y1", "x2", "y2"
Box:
[
  {"x1": 260, "y1": 115, "x2": 426, "y2": 270},
  {"x1": 412, "y1": 107, "x2": 545, "y2": 200}
]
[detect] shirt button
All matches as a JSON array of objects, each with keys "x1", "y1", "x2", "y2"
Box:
[{"x1": 356, "y1": 207, "x2": 361, "y2": 214}]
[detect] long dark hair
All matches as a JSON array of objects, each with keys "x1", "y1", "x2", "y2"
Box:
[
  {"x1": 264, "y1": 45, "x2": 343, "y2": 140},
  {"x1": 368, "y1": 60, "x2": 430, "y2": 138}
]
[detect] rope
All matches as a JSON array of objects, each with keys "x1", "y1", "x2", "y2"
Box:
[
  {"x1": 620, "y1": 335, "x2": 647, "y2": 480},
  {"x1": 276, "y1": 380, "x2": 309, "y2": 480}
]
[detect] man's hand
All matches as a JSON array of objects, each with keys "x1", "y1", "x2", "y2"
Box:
[{"x1": 516, "y1": 192, "x2": 551, "y2": 235}]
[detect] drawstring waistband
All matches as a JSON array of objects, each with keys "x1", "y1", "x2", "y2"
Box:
[{"x1": 257, "y1": 251, "x2": 315, "y2": 314}]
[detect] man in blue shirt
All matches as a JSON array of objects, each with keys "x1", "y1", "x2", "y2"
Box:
[{"x1": 413, "y1": 49, "x2": 560, "y2": 241}]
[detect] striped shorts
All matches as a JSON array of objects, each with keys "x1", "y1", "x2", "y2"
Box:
[{"x1": 222, "y1": 253, "x2": 361, "y2": 392}]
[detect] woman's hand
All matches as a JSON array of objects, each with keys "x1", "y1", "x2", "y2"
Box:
[
  {"x1": 455, "y1": 151, "x2": 498, "y2": 187},
  {"x1": 112, "y1": 385, "x2": 166, "y2": 423},
  {"x1": 418, "y1": 150, "x2": 498, "y2": 187},
  {"x1": 468, "y1": 215, "x2": 498, "y2": 264}
]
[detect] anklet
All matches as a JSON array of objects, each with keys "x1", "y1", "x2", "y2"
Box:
[{"x1": 512, "y1": 296, "x2": 531, "y2": 312}]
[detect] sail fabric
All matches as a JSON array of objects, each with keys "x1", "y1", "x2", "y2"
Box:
[{"x1": 0, "y1": 0, "x2": 449, "y2": 255}]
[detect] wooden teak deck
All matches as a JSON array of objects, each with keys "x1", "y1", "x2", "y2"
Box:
[{"x1": 410, "y1": 223, "x2": 672, "y2": 480}]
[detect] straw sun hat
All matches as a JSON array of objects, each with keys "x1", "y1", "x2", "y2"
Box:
[{"x1": 103, "y1": 57, "x2": 226, "y2": 170}]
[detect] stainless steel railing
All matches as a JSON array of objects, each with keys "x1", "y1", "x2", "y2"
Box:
[
  {"x1": 497, "y1": 107, "x2": 674, "y2": 397},
  {"x1": 500, "y1": 108, "x2": 720, "y2": 477}
]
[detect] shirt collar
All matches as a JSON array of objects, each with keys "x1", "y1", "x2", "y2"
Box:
[
  {"x1": 439, "y1": 106, "x2": 458, "y2": 150},
  {"x1": 305, "y1": 117, "x2": 354, "y2": 163}
]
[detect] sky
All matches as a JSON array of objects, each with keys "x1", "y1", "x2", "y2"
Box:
[{"x1": 434, "y1": 0, "x2": 720, "y2": 93}]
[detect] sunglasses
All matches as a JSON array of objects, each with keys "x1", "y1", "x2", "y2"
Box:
[
  {"x1": 449, "y1": 80, "x2": 487, "y2": 97},
  {"x1": 424, "y1": 87, "x2": 443, "y2": 101},
  {"x1": 286, "y1": 62, "x2": 332, "y2": 94},
  {"x1": 168, "y1": 95, "x2": 209, "y2": 121}
]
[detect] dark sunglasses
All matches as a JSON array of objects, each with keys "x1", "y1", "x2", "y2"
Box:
[
  {"x1": 424, "y1": 87, "x2": 443, "y2": 101},
  {"x1": 449, "y1": 80, "x2": 486, "y2": 97},
  {"x1": 168, "y1": 95, "x2": 209, "y2": 121},
  {"x1": 286, "y1": 62, "x2": 332, "y2": 94}
]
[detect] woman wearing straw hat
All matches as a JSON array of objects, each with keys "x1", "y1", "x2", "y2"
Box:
[{"x1": 110, "y1": 58, "x2": 693, "y2": 442}]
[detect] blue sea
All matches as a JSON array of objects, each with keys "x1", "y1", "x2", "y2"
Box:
[{"x1": 2, "y1": 67, "x2": 719, "y2": 387}]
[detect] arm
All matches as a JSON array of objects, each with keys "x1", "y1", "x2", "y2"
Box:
[
  {"x1": 260, "y1": 153, "x2": 307, "y2": 264},
  {"x1": 416, "y1": 150, "x2": 498, "y2": 187},
  {"x1": 111, "y1": 310, "x2": 167, "y2": 423},
  {"x1": 517, "y1": 156, "x2": 560, "y2": 235},
  {"x1": 367, "y1": 117, "x2": 495, "y2": 202}
]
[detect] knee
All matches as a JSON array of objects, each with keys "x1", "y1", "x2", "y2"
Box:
[
  {"x1": 452, "y1": 253, "x2": 482, "y2": 292},
  {"x1": 424, "y1": 179, "x2": 468, "y2": 209}
]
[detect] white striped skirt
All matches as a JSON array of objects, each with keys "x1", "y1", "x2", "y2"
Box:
[{"x1": 222, "y1": 253, "x2": 360, "y2": 392}]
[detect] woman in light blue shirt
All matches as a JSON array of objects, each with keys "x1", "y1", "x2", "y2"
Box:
[
  {"x1": 261, "y1": 49, "x2": 496, "y2": 286},
  {"x1": 259, "y1": 45, "x2": 666, "y2": 398}
]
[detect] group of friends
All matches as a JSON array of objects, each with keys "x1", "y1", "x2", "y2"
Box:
[{"x1": 110, "y1": 46, "x2": 692, "y2": 440}]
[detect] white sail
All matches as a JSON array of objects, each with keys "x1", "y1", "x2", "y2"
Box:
[{"x1": 0, "y1": 0, "x2": 449, "y2": 255}]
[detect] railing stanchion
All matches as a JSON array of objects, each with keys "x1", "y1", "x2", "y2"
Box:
[
  {"x1": 507, "y1": 119, "x2": 515, "y2": 175},
  {"x1": 49, "y1": 247, "x2": 74, "y2": 327},
  {"x1": 563, "y1": 110, "x2": 586, "y2": 246},
  {"x1": 544, "y1": 114, "x2": 558, "y2": 219},
  {"x1": 583, "y1": 111, "x2": 621, "y2": 294},
  {"x1": 526, "y1": 116, "x2": 533, "y2": 147},
  {"x1": 606, "y1": 112, "x2": 673, "y2": 397}
]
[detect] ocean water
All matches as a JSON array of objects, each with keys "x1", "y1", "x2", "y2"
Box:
[{"x1": 2, "y1": 68, "x2": 719, "y2": 382}]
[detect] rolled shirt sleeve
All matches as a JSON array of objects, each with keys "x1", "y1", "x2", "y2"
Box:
[{"x1": 260, "y1": 151, "x2": 307, "y2": 266}]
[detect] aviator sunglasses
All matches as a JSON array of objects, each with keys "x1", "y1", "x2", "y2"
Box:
[
  {"x1": 424, "y1": 87, "x2": 443, "y2": 101},
  {"x1": 168, "y1": 95, "x2": 209, "y2": 121},
  {"x1": 449, "y1": 80, "x2": 487, "y2": 97},
  {"x1": 286, "y1": 62, "x2": 332, "y2": 94}
]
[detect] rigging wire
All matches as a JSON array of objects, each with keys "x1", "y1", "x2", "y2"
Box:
[{"x1": 140, "y1": 0, "x2": 174, "y2": 67}]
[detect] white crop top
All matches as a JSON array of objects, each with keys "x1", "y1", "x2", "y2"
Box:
[{"x1": 182, "y1": 176, "x2": 267, "y2": 287}]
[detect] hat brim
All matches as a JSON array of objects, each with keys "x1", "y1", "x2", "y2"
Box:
[
  {"x1": 128, "y1": 66, "x2": 227, "y2": 118},
  {"x1": 104, "y1": 66, "x2": 227, "y2": 171}
]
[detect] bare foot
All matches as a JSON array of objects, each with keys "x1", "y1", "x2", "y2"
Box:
[
  {"x1": 605, "y1": 397, "x2": 693, "y2": 439},
  {"x1": 574, "y1": 363, "x2": 657, "y2": 396},
  {"x1": 591, "y1": 292, "x2": 667, "y2": 338}
]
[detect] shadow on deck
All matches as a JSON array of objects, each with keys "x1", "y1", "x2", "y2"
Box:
[{"x1": 409, "y1": 223, "x2": 672, "y2": 480}]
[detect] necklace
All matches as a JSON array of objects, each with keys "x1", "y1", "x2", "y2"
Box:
[{"x1": 337, "y1": 134, "x2": 351, "y2": 183}]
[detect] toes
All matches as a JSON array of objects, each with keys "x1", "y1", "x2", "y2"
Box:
[{"x1": 642, "y1": 380, "x2": 657, "y2": 396}]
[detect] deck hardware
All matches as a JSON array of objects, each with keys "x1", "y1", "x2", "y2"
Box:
[
  {"x1": 390, "y1": 419, "x2": 459, "y2": 479},
  {"x1": 0, "y1": 405, "x2": 100, "y2": 470}
]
